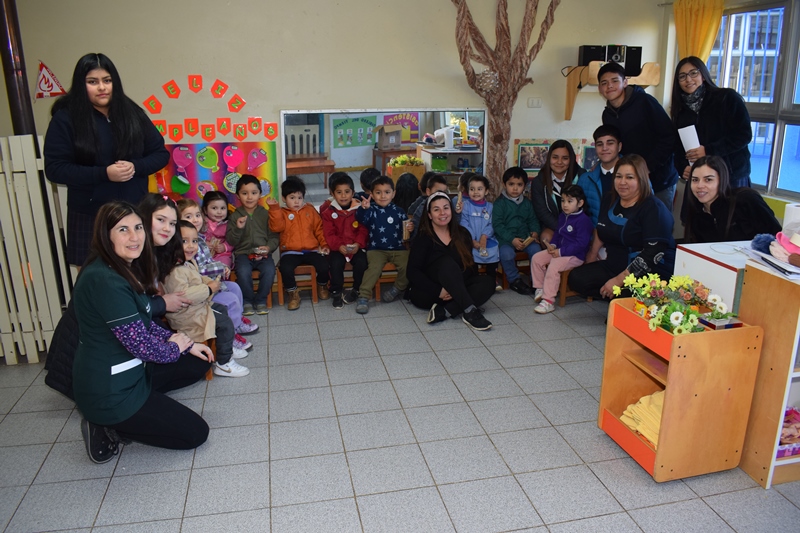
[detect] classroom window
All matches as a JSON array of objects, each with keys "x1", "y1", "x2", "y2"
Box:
[
  {"x1": 777, "y1": 124, "x2": 800, "y2": 194},
  {"x1": 749, "y1": 122, "x2": 774, "y2": 187}
]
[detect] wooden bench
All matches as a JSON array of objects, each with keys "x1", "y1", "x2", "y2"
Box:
[
  {"x1": 558, "y1": 269, "x2": 593, "y2": 307},
  {"x1": 276, "y1": 264, "x2": 319, "y2": 305},
  {"x1": 286, "y1": 158, "x2": 336, "y2": 188}
]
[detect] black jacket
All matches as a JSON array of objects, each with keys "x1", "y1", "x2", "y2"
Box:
[
  {"x1": 685, "y1": 188, "x2": 781, "y2": 243},
  {"x1": 44, "y1": 301, "x2": 78, "y2": 400}
]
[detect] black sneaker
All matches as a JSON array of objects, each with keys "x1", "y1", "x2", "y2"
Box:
[
  {"x1": 332, "y1": 292, "x2": 344, "y2": 310},
  {"x1": 427, "y1": 303, "x2": 447, "y2": 324},
  {"x1": 342, "y1": 289, "x2": 358, "y2": 305},
  {"x1": 462, "y1": 308, "x2": 493, "y2": 331},
  {"x1": 80, "y1": 418, "x2": 120, "y2": 464},
  {"x1": 510, "y1": 279, "x2": 533, "y2": 295},
  {"x1": 381, "y1": 286, "x2": 402, "y2": 302}
]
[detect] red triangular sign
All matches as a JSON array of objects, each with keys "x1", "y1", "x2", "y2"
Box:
[{"x1": 35, "y1": 61, "x2": 66, "y2": 99}]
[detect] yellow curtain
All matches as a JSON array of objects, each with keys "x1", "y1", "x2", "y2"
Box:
[{"x1": 674, "y1": 0, "x2": 725, "y2": 61}]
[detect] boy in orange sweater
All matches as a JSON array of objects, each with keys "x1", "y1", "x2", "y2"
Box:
[{"x1": 267, "y1": 176, "x2": 331, "y2": 310}]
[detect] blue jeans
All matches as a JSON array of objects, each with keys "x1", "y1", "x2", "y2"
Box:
[
  {"x1": 499, "y1": 242, "x2": 539, "y2": 283},
  {"x1": 654, "y1": 183, "x2": 676, "y2": 212},
  {"x1": 234, "y1": 255, "x2": 275, "y2": 307}
]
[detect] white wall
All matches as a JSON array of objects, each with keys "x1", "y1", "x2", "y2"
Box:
[{"x1": 0, "y1": 0, "x2": 672, "y2": 166}]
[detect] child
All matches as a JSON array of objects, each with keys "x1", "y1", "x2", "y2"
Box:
[
  {"x1": 202, "y1": 191, "x2": 234, "y2": 267},
  {"x1": 455, "y1": 174, "x2": 499, "y2": 280},
  {"x1": 577, "y1": 125, "x2": 623, "y2": 226},
  {"x1": 177, "y1": 199, "x2": 257, "y2": 351},
  {"x1": 356, "y1": 176, "x2": 409, "y2": 314},
  {"x1": 452, "y1": 171, "x2": 476, "y2": 224},
  {"x1": 267, "y1": 176, "x2": 331, "y2": 311},
  {"x1": 393, "y1": 172, "x2": 421, "y2": 214},
  {"x1": 493, "y1": 166, "x2": 541, "y2": 295},
  {"x1": 406, "y1": 171, "x2": 437, "y2": 217},
  {"x1": 227, "y1": 174, "x2": 279, "y2": 315},
  {"x1": 321, "y1": 173, "x2": 369, "y2": 309},
  {"x1": 166, "y1": 221, "x2": 249, "y2": 377},
  {"x1": 358, "y1": 167, "x2": 381, "y2": 201},
  {"x1": 531, "y1": 185, "x2": 593, "y2": 314},
  {"x1": 409, "y1": 173, "x2": 449, "y2": 240}
]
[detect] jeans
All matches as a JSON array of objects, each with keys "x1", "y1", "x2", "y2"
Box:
[
  {"x1": 211, "y1": 302, "x2": 235, "y2": 365},
  {"x1": 234, "y1": 255, "x2": 275, "y2": 307},
  {"x1": 278, "y1": 253, "x2": 330, "y2": 290},
  {"x1": 329, "y1": 250, "x2": 368, "y2": 294},
  {"x1": 499, "y1": 242, "x2": 539, "y2": 283}
]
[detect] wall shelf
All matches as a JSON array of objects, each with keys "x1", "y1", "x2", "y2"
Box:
[{"x1": 564, "y1": 61, "x2": 661, "y2": 120}]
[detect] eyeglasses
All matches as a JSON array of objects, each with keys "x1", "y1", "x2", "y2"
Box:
[{"x1": 678, "y1": 69, "x2": 701, "y2": 82}]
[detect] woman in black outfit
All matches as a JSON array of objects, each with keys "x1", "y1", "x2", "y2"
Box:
[
  {"x1": 44, "y1": 53, "x2": 169, "y2": 265},
  {"x1": 684, "y1": 156, "x2": 781, "y2": 243},
  {"x1": 407, "y1": 192, "x2": 495, "y2": 330}
]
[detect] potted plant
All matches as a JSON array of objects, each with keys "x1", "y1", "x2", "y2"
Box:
[
  {"x1": 387, "y1": 155, "x2": 426, "y2": 181},
  {"x1": 699, "y1": 295, "x2": 738, "y2": 328}
]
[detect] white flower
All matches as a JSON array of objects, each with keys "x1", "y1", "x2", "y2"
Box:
[
  {"x1": 670, "y1": 311, "x2": 684, "y2": 327},
  {"x1": 707, "y1": 294, "x2": 722, "y2": 306},
  {"x1": 716, "y1": 302, "x2": 728, "y2": 314},
  {"x1": 648, "y1": 304, "x2": 659, "y2": 316}
]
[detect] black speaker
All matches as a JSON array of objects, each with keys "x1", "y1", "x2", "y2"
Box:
[
  {"x1": 579, "y1": 45, "x2": 606, "y2": 66},
  {"x1": 606, "y1": 45, "x2": 626, "y2": 64},
  {"x1": 624, "y1": 46, "x2": 643, "y2": 77}
]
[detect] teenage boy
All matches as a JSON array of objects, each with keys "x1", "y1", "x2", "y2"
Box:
[
  {"x1": 577, "y1": 125, "x2": 623, "y2": 226},
  {"x1": 598, "y1": 61, "x2": 679, "y2": 210},
  {"x1": 493, "y1": 167, "x2": 541, "y2": 295},
  {"x1": 355, "y1": 176, "x2": 409, "y2": 314}
]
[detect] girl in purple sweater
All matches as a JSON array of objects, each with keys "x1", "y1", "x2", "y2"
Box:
[{"x1": 531, "y1": 185, "x2": 593, "y2": 314}]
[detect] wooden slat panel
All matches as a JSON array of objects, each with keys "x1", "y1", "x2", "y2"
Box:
[{"x1": 40, "y1": 134, "x2": 73, "y2": 302}]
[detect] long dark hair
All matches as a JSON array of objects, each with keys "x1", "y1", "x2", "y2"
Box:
[
  {"x1": 51, "y1": 53, "x2": 147, "y2": 164},
  {"x1": 138, "y1": 193, "x2": 183, "y2": 282},
  {"x1": 418, "y1": 193, "x2": 473, "y2": 269},
  {"x1": 670, "y1": 56, "x2": 720, "y2": 121},
  {"x1": 82, "y1": 201, "x2": 158, "y2": 295},
  {"x1": 684, "y1": 155, "x2": 734, "y2": 242},
  {"x1": 538, "y1": 140, "x2": 581, "y2": 197},
  {"x1": 394, "y1": 172, "x2": 421, "y2": 213}
]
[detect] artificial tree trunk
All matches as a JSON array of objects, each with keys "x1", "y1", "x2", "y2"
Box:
[{"x1": 451, "y1": 0, "x2": 560, "y2": 192}]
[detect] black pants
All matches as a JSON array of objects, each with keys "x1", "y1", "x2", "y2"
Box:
[
  {"x1": 409, "y1": 256, "x2": 496, "y2": 316},
  {"x1": 329, "y1": 250, "x2": 367, "y2": 294},
  {"x1": 210, "y1": 302, "x2": 235, "y2": 365},
  {"x1": 567, "y1": 260, "x2": 620, "y2": 299},
  {"x1": 279, "y1": 253, "x2": 330, "y2": 289}
]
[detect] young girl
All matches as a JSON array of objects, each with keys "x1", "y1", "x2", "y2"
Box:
[
  {"x1": 455, "y1": 174, "x2": 499, "y2": 282},
  {"x1": 165, "y1": 221, "x2": 250, "y2": 377},
  {"x1": 177, "y1": 199, "x2": 257, "y2": 350},
  {"x1": 201, "y1": 191, "x2": 234, "y2": 267},
  {"x1": 531, "y1": 184, "x2": 593, "y2": 314}
]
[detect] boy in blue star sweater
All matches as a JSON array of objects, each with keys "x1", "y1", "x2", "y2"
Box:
[{"x1": 355, "y1": 176, "x2": 409, "y2": 314}]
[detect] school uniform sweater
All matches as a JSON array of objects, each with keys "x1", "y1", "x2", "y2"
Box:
[
  {"x1": 492, "y1": 193, "x2": 541, "y2": 247},
  {"x1": 550, "y1": 210, "x2": 594, "y2": 261}
]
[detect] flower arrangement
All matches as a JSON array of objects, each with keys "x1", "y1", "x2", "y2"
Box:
[
  {"x1": 705, "y1": 294, "x2": 735, "y2": 320},
  {"x1": 648, "y1": 300, "x2": 704, "y2": 334},
  {"x1": 388, "y1": 155, "x2": 424, "y2": 167}
]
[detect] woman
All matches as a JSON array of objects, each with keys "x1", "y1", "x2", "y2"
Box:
[
  {"x1": 568, "y1": 155, "x2": 676, "y2": 299},
  {"x1": 72, "y1": 202, "x2": 212, "y2": 463},
  {"x1": 530, "y1": 140, "x2": 584, "y2": 242},
  {"x1": 407, "y1": 192, "x2": 495, "y2": 330},
  {"x1": 44, "y1": 53, "x2": 169, "y2": 266},
  {"x1": 684, "y1": 156, "x2": 781, "y2": 243},
  {"x1": 671, "y1": 56, "x2": 752, "y2": 188}
]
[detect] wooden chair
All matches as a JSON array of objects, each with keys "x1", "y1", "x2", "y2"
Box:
[
  {"x1": 228, "y1": 270, "x2": 274, "y2": 308},
  {"x1": 374, "y1": 263, "x2": 399, "y2": 302},
  {"x1": 276, "y1": 264, "x2": 319, "y2": 305},
  {"x1": 558, "y1": 269, "x2": 593, "y2": 307},
  {"x1": 497, "y1": 251, "x2": 532, "y2": 289}
]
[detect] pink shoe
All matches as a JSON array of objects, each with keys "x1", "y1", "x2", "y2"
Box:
[
  {"x1": 236, "y1": 321, "x2": 259, "y2": 335},
  {"x1": 233, "y1": 334, "x2": 252, "y2": 351}
]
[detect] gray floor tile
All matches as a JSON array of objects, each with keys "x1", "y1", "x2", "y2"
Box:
[
  {"x1": 560, "y1": 359, "x2": 604, "y2": 388},
  {"x1": 182, "y1": 509, "x2": 269, "y2": 533},
  {"x1": 271, "y1": 499, "x2": 360, "y2": 533},
  {"x1": 488, "y1": 342, "x2": 555, "y2": 368},
  {"x1": 271, "y1": 453, "x2": 353, "y2": 506},
  {"x1": 423, "y1": 328, "x2": 482, "y2": 351},
  {"x1": 552, "y1": 302, "x2": 601, "y2": 320},
  {"x1": 0, "y1": 362, "x2": 43, "y2": 388},
  {"x1": 332, "y1": 380, "x2": 400, "y2": 415},
  {"x1": 269, "y1": 340, "x2": 324, "y2": 366},
  {"x1": 405, "y1": 403, "x2": 484, "y2": 442},
  {"x1": 451, "y1": 369, "x2": 524, "y2": 401},
  {"x1": 0, "y1": 409, "x2": 71, "y2": 446},
  {"x1": 184, "y1": 462, "x2": 269, "y2": 516},
  {"x1": 113, "y1": 442, "x2": 195, "y2": 475},
  {"x1": 477, "y1": 323, "x2": 536, "y2": 346},
  {"x1": 517, "y1": 465, "x2": 623, "y2": 524},
  {"x1": 469, "y1": 396, "x2": 550, "y2": 434},
  {"x1": 366, "y1": 314, "x2": 420, "y2": 335},
  {"x1": 586, "y1": 386, "x2": 602, "y2": 401},
  {"x1": 268, "y1": 305, "x2": 317, "y2": 326},
  {"x1": 319, "y1": 318, "x2": 371, "y2": 340},
  {"x1": 536, "y1": 337, "x2": 603, "y2": 362},
  {"x1": 373, "y1": 332, "x2": 432, "y2": 355},
  {"x1": 93, "y1": 520, "x2": 181, "y2": 533},
  {"x1": 704, "y1": 487, "x2": 800, "y2": 533},
  {"x1": 56, "y1": 409, "x2": 82, "y2": 442},
  {"x1": 33, "y1": 440, "x2": 118, "y2": 483},
  {"x1": 270, "y1": 387, "x2": 335, "y2": 422},
  {"x1": 269, "y1": 361, "x2": 329, "y2": 391},
  {"x1": 381, "y1": 352, "x2": 446, "y2": 379},
  {"x1": 439, "y1": 476, "x2": 543, "y2": 533},
  {"x1": 393, "y1": 375, "x2": 463, "y2": 408},
  {"x1": 0, "y1": 486, "x2": 26, "y2": 531},
  {"x1": 9, "y1": 385, "x2": 75, "y2": 413},
  {"x1": 327, "y1": 357, "x2": 388, "y2": 385},
  {"x1": 586, "y1": 334, "x2": 607, "y2": 351},
  {"x1": 192, "y1": 424, "x2": 269, "y2": 468},
  {"x1": 7, "y1": 478, "x2": 108, "y2": 532},
  {"x1": 507, "y1": 364, "x2": 581, "y2": 394},
  {"x1": 339, "y1": 410, "x2": 415, "y2": 451},
  {"x1": 775, "y1": 479, "x2": 800, "y2": 507},
  {"x1": 630, "y1": 498, "x2": 733, "y2": 532},
  {"x1": 491, "y1": 427, "x2": 582, "y2": 473},
  {"x1": 548, "y1": 512, "x2": 642, "y2": 532},
  {"x1": 358, "y1": 487, "x2": 455, "y2": 533},
  {"x1": 95, "y1": 470, "x2": 189, "y2": 525},
  {"x1": 589, "y1": 458, "x2": 696, "y2": 510},
  {"x1": 420, "y1": 435, "x2": 510, "y2": 484},
  {"x1": 164, "y1": 379, "x2": 207, "y2": 400},
  {"x1": 203, "y1": 392, "x2": 269, "y2": 427},
  {"x1": 270, "y1": 416, "x2": 343, "y2": 459},
  {"x1": 436, "y1": 346, "x2": 500, "y2": 374},
  {"x1": 0, "y1": 443, "x2": 50, "y2": 487},
  {"x1": 683, "y1": 468, "x2": 759, "y2": 497},
  {"x1": 0, "y1": 386, "x2": 26, "y2": 415},
  {"x1": 359, "y1": 300, "x2": 411, "y2": 318},
  {"x1": 530, "y1": 388, "x2": 600, "y2": 425},
  {"x1": 206, "y1": 364, "x2": 269, "y2": 396},
  {"x1": 555, "y1": 421, "x2": 628, "y2": 463},
  {"x1": 347, "y1": 444, "x2": 434, "y2": 495},
  {"x1": 525, "y1": 320, "x2": 580, "y2": 342},
  {"x1": 269, "y1": 323, "x2": 321, "y2": 345},
  {"x1": 322, "y1": 337, "x2": 380, "y2": 360}
]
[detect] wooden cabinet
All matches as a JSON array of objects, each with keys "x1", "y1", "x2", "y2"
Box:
[
  {"x1": 598, "y1": 298, "x2": 763, "y2": 482},
  {"x1": 738, "y1": 262, "x2": 800, "y2": 488}
]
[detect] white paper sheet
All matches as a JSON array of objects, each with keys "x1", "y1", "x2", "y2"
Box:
[{"x1": 678, "y1": 125, "x2": 700, "y2": 152}]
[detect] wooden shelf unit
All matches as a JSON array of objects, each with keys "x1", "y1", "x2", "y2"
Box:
[
  {"x1": 738, "y1": 262, "x2": 800, "y2": 488},
  {"x1": 599, "y1": 298, "x2": 763, "y2": 482},
  {"x1": 564, "y1": 61, "x2": 661, "y2": 120}
]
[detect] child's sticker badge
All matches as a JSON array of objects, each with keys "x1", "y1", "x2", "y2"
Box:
[
  {"x1": 484, "y1": 212, "x2": 490, "y2": 220},
  {"x1": 288, "y1": 213, "x2": 295, "y2": 220},
  {"x1": 223, "y1": 173, "x2": 240, "y2": 193},
  {"x1": 331, "y1": 212, "x2": 338, "y2": 219},
  {"x1": 196, "y1": 181, "x2": 218, "y2": 197},
  {"x1": 387, "y1": 217, "x2": 394, "y2": 224},
  {"x1": 352, "y1": 221, "x2": 359, "y2": 228}
]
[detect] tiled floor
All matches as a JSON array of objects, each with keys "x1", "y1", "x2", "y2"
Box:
[{"x1": 2, "y1": 291, "x2": 800, "y2": 532}]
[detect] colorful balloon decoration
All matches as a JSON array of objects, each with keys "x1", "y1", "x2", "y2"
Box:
[
  {"x1": 247, "y1": 148, "x2": 268, "y2": 171},
  {"x1": 197, "y1": 146, "x2": 220, "y2": 172}
]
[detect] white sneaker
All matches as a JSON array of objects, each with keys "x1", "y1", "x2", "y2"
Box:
[
  {"x1": 533, "y1": 288, "x2": 544, "y2": 303},
  {"x1": 534, "y1": 300, "x2": 555, "y2": 314},
  {"x1": 214, "y1": 359, "x2": 250, "y2": 377},
  {"x1": 231, "y1": 346, "x2": 249, "y2": 359}
]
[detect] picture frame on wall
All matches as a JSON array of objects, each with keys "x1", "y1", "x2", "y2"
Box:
[
  {"x1": 518, "y1": 143, "x2": 549, "y2": 173},
  {"x1": 582, "y1": 146, "x2": 599, "y2": 171}
]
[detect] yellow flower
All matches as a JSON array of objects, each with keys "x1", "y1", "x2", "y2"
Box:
[
  {"x1": 674, "y1": 325, "x2": 687, "y2": 335},
  {"x1": 688, "y1": 315, "x2": 699, "y2": 326},
  {"x1": 623, "y1": 273, "x2": 636, "y2": 287},
  {"x1": 648, "y1": 318, "x2": 659, "y2": 331},
  {"x1": 612, "y1": 285, "x2": 622, "y2": 296}
]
